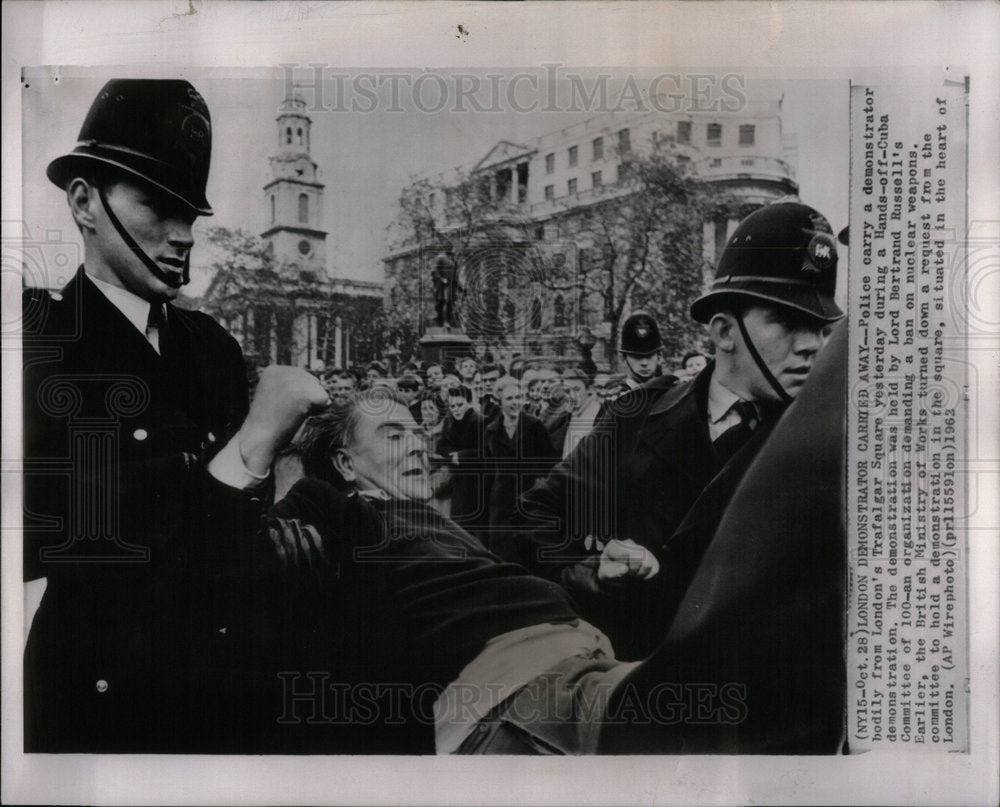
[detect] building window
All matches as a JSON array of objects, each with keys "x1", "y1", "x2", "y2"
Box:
[
  {"x1": 592, "y1": 171, "x2": 602, "y2": 187},
  {"x1": 298, "y1": 193, "x2": 309, "y2": 224},
  {"x1": 545, "y1": 153, "x2": 555, "y2": 173},
  {"x1": 568, "y1": 145, "x2": 578, "y2": 167},
  {"x1": 544, "y1": 184, "x2": 555, "y2": 201},
  {"x1": 706, "y1": 123, "x2": 722, "y2": 147},
  {"x1": 297, "y1": 127, "x2": 303, "y2": 144},
  {"x1": 270, "y1": 195, "x2": 276, "y2": 224},
  {"x1": 285, "y1": 127, "x2": 292, "y2": 145},
  {"x1": 710, "y1": 158, "x2": 722, "y2": 167},
  {"x1": 592, "y1": 137, "x2": 603, "y2": 161},
  {"x1": 677, "y1": 120, "x2": 692, "y2": 144},
  {"x1": 739, "y1": 124, "x2": 755, "y2": 146},
  {"x1": 553, "y1": 295, "x2": 566, "y2": 327},
  {"x1": 741, "y1": 157, "x2": 755, "y2": 166},
  {"x1": 618, "y1": 128, "x2": 631, "y2": 153},
  {"x1": 568, "y1": 178, "x2": 578, "y2": 195},
  {"x1": 530, "y1": 298, "x2": 542, "y2": 330},
  {"x1": 298, "y1": 239, "x2": 312, "y2": 256}
]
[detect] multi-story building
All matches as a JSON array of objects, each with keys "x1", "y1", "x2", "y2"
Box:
[
  {"x1": 200, "y1": 92, "x2": 382, "y2": 373},
  {"x1": 384, "y1": 99, "x2": 799, "y2": 367}
]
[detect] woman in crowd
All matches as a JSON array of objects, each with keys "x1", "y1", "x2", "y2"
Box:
[{"x1": 417, "y1": 391, "x2": 452, "y2": 516}]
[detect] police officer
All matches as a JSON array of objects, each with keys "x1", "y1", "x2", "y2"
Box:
[
  {"x1": 512, "y1": 201, "x2": 844, "y2": 659},
  {"x1": 617, "y1": 311, "x2": 665, "y2": 390},
  {"x1": 23, "y1": 79, "x2": 328, "y2": 751}
]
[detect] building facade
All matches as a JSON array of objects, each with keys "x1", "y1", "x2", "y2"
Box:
[
  {"x1": 200, "y1": 92, "x2": 383, "y2": 374},
  {"x1": 384, "y1": 100, "x2": 800, "y2": 368}
]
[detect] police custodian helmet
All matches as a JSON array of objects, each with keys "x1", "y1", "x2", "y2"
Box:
[
  {"x1": 690, "y1": 201, "x2": 844, "y2": 324},
  {"x1": 619, "y1": 311, "x2": 663, "y2": 356},
  {"x1": 47, "y1": 79, "x2": 213, "y2": 215}
]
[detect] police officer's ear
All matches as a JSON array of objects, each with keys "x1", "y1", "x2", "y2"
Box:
[
  {"x1": 707, "y1": 311, "x2": 739, "y2": 354},
  {"x1": 66, "y1": 177, "x2": 100, "y2": 233},
  {"x1": 330, "y1": 448, "x2": 357, "y2": 483}
]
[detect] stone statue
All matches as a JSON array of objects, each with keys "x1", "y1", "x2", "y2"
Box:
[{"x1": 432, "y1": 255, "x2": 461, "y2": 329}]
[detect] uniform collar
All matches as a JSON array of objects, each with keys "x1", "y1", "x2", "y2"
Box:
[
  {"x1": 707, "y1": 372, "x2": 757, "y2": 424},
  {"x1": 86, "y1": 272, "x2": 156, "y2": 337}
]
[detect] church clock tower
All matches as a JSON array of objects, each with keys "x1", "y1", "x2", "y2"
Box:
[{"x1": 261, "y1": 92, "x2": 327, "y2": 271}]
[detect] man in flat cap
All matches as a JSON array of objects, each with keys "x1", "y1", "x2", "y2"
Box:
[
  {"x1": 509, "y1": 201, "x2": 844, "y2": 660},
  {"x1": 22, "y1": 79, "x2": 328, "y2": 752}
]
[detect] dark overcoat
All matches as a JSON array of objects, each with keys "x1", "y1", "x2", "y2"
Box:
[
  {"x1": 22, "y1": 267, "x2": 266, "y2": 752},
  {"x1": 512, "y1": 365, "x2": 779, "y2": 659},
  {"x1": 482, "y1": 412, "x2": 558, "y2": 554}
]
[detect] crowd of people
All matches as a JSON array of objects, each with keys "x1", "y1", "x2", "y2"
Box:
[{"x1": 24, "y1": 77, "x2": 848, "y2": 757}]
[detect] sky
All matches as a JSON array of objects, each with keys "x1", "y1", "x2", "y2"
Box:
[{"x1": 21, "y1": 67, "x2": 849, "y2": 297}]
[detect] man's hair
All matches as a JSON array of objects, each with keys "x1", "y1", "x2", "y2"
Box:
[
  {"x1": 447, "y1": 383, "x2": 473, "y2": 402},
  {"x1": 425, "y1": 363, "x2": 443, "y2": 377},
  {"x1": 291, "y1": 388, "x2": 407, "y2": 487},
  {"x1": 561, "y1": 365, "x2": 592, "y2": 386},
  {"x1": 396, "y1": 374, "x2": 422, "y2": 392},
  {"x1": 495, "y1": 376, "x2": 521, "y2": 400},
  {"x1": 682, "y1": 351, "x2": 707, "y2": 367},
  {"x1": 480, "y1": 362, "x2": 504, "y2": 378}
]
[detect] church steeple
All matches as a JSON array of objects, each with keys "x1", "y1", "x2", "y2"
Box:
[{"x1": 262, "y1": 89, "x2": 327, "y2": 271}]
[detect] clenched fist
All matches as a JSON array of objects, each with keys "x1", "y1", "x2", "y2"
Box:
[
  {"x1": 597, "y1": 538, "x2": 660, "y2": 587},
  {"x1": 238, "y1": 366, "x2": 329, "y2": 475}
]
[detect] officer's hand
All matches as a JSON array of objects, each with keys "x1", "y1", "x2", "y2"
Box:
[
  {"x1": 268, "y1": 517, "x2": 327, "y2": 570},
  {"x1": 238, "y1": 366, "x2": 329, "y2": 475},
  {"x1": 597, "y1": 539, "x2": 660, "y2": 586}
]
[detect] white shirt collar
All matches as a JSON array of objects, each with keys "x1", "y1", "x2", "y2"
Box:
[
  {"x1": 87, "y1": 273, "x2": 155, "y2": 337},
  {"x1": 707, "y1": 373, "x2": 754, "y2": 425}
]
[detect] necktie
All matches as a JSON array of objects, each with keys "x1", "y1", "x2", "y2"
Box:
[
  {"x1": 145, "y1": 304, "x2": 165, "y2": 354},
  {"x1": 713, "y1": 400, "x2": 758, "y2": 463}
]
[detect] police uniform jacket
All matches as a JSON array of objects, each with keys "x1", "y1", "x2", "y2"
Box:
[
  {"x1": 512, "y1": 364, "x2": 779, "y2": 660},
  {"x1": 22, "y1": 267, "x2": 265, "y2": 752}
]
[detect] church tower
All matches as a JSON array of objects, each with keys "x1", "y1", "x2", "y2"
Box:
[{"x1": 261, "y1": 91, "x2": 327, "y2": 272}]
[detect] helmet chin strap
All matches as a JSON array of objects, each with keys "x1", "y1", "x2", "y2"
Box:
[
  {"x1": 97, "y1": 186, "x2": 189, "y2": 288},
  {"x1": 734, "y1": 311, "x2": 793, "y2": 405}
]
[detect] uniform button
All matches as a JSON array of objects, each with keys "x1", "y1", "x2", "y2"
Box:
[
  {"x1": 207, "y1": 432, "x2": 216, "y2": 443},
  {"x1": 218, "y1": 626, "x2": 227, "y2": 634},
  {"x1": 96, "y1": 679, "x2": 108, "y2": 693},
  {"x1": 50, "y1": 291, "x2": 64, "y2": 301},
  {"x1": 133, "y1": 428, "x2": 148, "y2": 441}
]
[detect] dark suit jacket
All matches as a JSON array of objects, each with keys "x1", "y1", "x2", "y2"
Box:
[
  {"x1": 599, "y1": 322, "x2": 848, "y2": 754},
  {"x1": 483, "y1": 413, "x2": 558, "y2": 555},
  {"x1": 512, "y1": 365, "x2": 778, "y2": 659},
  {"x1": 22, "y1": 267, "x2": 266, "y2": 752},
  {"x1": 438, "y1": 408, "x2": 487, "y2": 531}
]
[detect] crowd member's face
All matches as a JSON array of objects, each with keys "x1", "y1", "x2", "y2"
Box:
[
  {"x1": 337, "y1": 402, "x2": 431, "y2": 501},
  {"x1": 684, "y1": 354, "x2": 708, "y2": 375},
  {"x1": 623, "y1": 353, "x2": 658, "y2": 383},
  {"x1": 79, "y1": 177, "x2": 197, "y2": 303},
  {"x1": 426, "y1": 365, "x2": 444, "y2": 387},
  {"x1": 563, "y1": 378, "x2": 590, "y2": 413},
  {"x1": 448, "y1": 393, "x2": 471, "y2": 420},
  {"x1": 500, "y1": 385, "x2": 522, "y2": 420},
  {"x1": 472, "y1": 373, "x2": 485, "y2": 400},
  {"x1": 330, "y1": 376, "x2": 356, "y2": 405},
  {"x1": 527, "y1": 381, "x2": 542, "y2": 401},
  {"x1": 730, "y1": 304, "x2": 831, "y2": 401},
  {"x1": 398, "y1": 386, "x2": 418, "y2": 405},
  {"x1": 420, "y1": 398, "x2": 441, "y2": 427},
  {"x1": 483, "y1": 371, "x2": 501, "y2": 396},
  {"x1": 366, "y1": 368, "x2": 382, "y2": 382},
  {"x1": 459, "y1": 359, "x2": 477, "y2": 380}
]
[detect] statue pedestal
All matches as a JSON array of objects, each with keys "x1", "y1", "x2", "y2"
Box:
[{"x1": 419, "y1": 326, "x2": 473, "y2": 366}]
